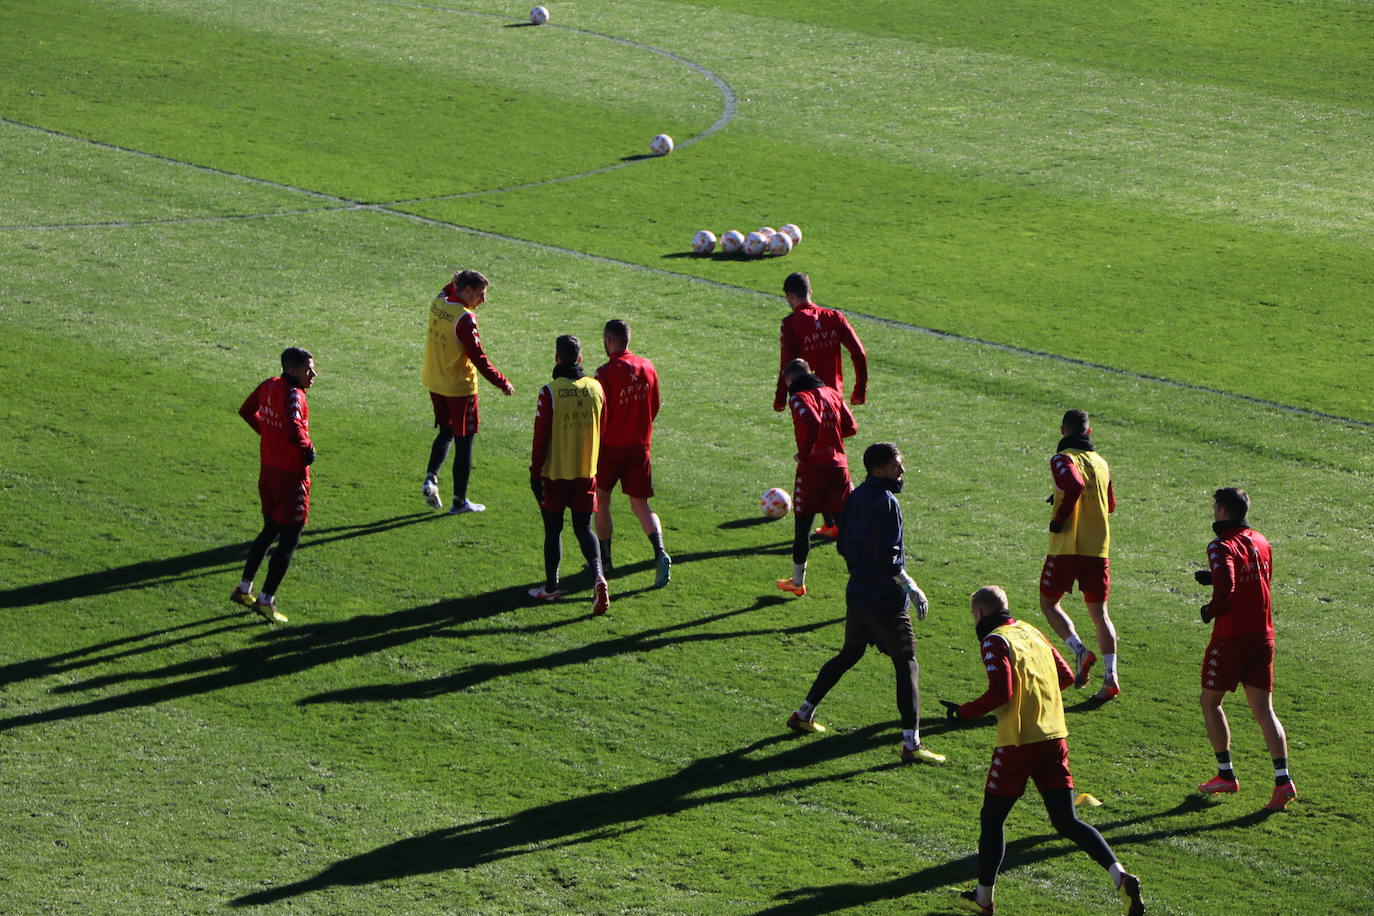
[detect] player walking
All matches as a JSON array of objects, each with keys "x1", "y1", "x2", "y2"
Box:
[
  {"x1": 529, "y1": 335, "x2": 610, "y2": 614},
  {"x1": 1039, "y1": 409, "x2": 1122, "y2": 700},
  {"x1": 773, "y1": 272, "x2": 867, "y2": 539},
  {"x1": 945, "y1": 586, "x2": 1145, "y2": 916},
  {"x1": 593, "y1": 320, "x2": 671, "y2": 588},
  {"x1": 775, "y1": 359, "x2": 856, "y2": 597},
  {"x1": 1194, "y1": 488, "x2": 1295, "y2": 811},
  {"x1": 230, "y1": 347, "x2": 317, "y2": 624},
  {"x1": 786, "y1": 442, "x2": 944, "y2": 765},
  {"x1": 420, "y1": 269, "x2": 514, "y2": 514}
]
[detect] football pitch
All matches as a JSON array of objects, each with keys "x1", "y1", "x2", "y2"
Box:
[{"x1": 2, "y1": 1, "x2": 1372, "y2": 913}]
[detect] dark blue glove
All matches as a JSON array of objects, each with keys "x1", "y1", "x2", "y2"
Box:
[
  {"x1": 1194, "y1": 569, "x2": 1212, "y2": 586},
  {"x1": 1200, "y1": 604, "x2": 1215, "y2": 623},
  {"x1": 1048, "y1": 520, "x2": 1063, "y2": 533}
]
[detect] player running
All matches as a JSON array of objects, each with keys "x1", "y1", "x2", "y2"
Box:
[
  {"x1": 775, "y1": 359, "x2": 856, "y2": 597},
  {"x1": 420, "y1": 269, "x2": 514, "y2": 514},
  {"x1": 773, "y1": 272, "x2": 867, "y2": 539},
  {"x1": 529, "y1": 335, "x2": 609, "y2": 614},
  {"x1": 1193, "y1": 487, "x2": 1295, "y2": 812},
  {"x1": 230, "y1": 347, "x2": 318, "y2": 624},
  {"x1": 1039, "y1": 409, "x2": 1123, "y2": 700},
  {"x1": 945, "y1": 586, "x2": 1145, "y2": 916},
  {"x1": 593, "y1": 320, "x2": 671, "y2": 588},
  {"x1": 786, "y1": 442, "x2": 944, "y2": 765}
]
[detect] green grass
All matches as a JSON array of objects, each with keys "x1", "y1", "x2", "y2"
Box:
[{"x1": 2, "y1": 1, "x2": 1373, "y2": 913}]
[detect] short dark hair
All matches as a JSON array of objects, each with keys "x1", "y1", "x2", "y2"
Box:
[
  {"x1": 604, "y1": 319, "x2": 630, "y2": 348},
  {"x1": 281, "y1": 347, "x2": 313, "y2": 371},
  {"x1": 556, "y1": 334, "x2": 581, "y2": 365},
  {"x1": 782, "y1": 272, "x2": 811, "y2": 299},
  {"x1": 1213, "y1": 487, "x2": 1250, "y2": 520},
  {"x1": 453, "y1": 269, "x2": 489, "y2": 291},
  {"x1": 863, "y1": 441, "x2": 900, "y2": 473},
  {"x1": 1062, "y1": 409, "x2": 1090, "y2": 434},
  {"x1": 783, "y1": 358, "x2": 810, "y2": 380}
]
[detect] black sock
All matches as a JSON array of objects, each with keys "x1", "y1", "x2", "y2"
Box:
[
  {"x1": 1273, "y1": 756, "x2": 1291, "y2": 786},
  {"x1": 1215, "y1": 750, "x2": 1234, "y2": 779},
  {"x1": 599, "y1": 539, "x2": 613, "y2": 570},
  {"x1": 647, "y1": 529, "x2": 665, "y2": 559}
]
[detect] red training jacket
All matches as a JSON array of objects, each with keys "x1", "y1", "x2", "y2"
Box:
[
  {"x1": 789, "y1": 380, "x2": 856, "y2": 468},
  {"x1": 595, "y1": 350, "x2": 660, "y2": 447},
  {"x1": 1205, "y1": 525, "x2": 1274, "y2": 639},
  {"x1": 774, "y1": 304, "x2": 868, "y2": 410},
  {"x1": 239, "y1": 377, "x2": 313, "y2": 473}
]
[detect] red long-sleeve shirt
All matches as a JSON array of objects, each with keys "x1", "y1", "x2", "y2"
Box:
[
  {"x1": 774, "y1": 304, "x2": 868, "y2": 410},
  {"x1": 239, "y1": 377, "x2": 313, "y2": 472},
  {"x1": 789, "y1": 380, "x2": 856, "y2": 468},
  {"x1": 1205, "y1": 524, "x2": 1274, "y2": 639},
  {"x1": 454, "y1": 310, "x2": 510, "y2": 390},
  {"x1": 958, "y1": 619, "x2": 1074, "y2": 719},
  {"x1": 1050, "y1": 453, "x2": 1116, "y2": 524},
  {"x1": 595, "y1": 351, "x2": 659, "y2": 447}
]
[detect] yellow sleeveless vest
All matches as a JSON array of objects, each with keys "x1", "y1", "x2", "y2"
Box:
[
  {"x1": 540, "y1": 376, "x2": 604, "y2": 480},
  {"x1": 422, "y1": 298, "x2": 478, "y2": 397},
  {"x1": 992, "y1": 620, "x2": 1069, "y2": 747},
  {"x1": 1048, "y1": 448, "x2": 1111, "y2": 557}
]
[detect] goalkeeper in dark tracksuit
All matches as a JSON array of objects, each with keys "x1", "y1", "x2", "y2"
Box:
[{"x1": 785, "y1": 442, "x2": 945, "y2": 764}]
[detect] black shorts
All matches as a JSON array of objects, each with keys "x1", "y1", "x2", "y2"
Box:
[{"x1": 844, "y1": 601, "x2": 915, "y2": 659}]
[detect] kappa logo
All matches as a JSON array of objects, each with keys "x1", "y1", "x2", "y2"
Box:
[
  {"x1": 984, "y1": 651, "x2": 996, "y2": 661},
  {"x1": 986, "y1": 664, "x2": 998, "y2": 672}
]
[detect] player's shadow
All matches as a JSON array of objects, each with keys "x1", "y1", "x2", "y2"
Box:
[
  {"x1": 755, "y1": 795, "x2": 1273, "y2": 915},
  {"x1": 295, "y1": 593, "x2": 821, "y2": 705},
  {"x1": 660, "y1": 251, "x2": 762, "y2": 261},
  {"x1": 230, "y1": 725, "x2": 901, "y2": 908},
  {"x1": 718, "y1": 516, "x2": 786, "y2": 530},
  {"x1": 0, "y1": 513, "x2": 440, "y2": 609}
]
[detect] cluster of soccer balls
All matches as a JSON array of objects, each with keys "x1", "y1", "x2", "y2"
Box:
[{"x1": 693, "y1": 223, "x2": 803, "y2": 258}]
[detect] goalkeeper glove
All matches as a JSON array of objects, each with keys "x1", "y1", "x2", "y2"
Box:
[
  {"x1": 939, "y1": 700, "x2": 961, "y2": 721},
  {"x1": 1200, "y1": 604, "x2": 1215, "y2": 624},
  {"x1": 1048, "y1": 519, "x2": 1063, "y2": 533},
  {"x1": 895, "y1": 571, "x2": 928, "y2": 621},
  {"x1": 1194, "y1": 569, "x2": 1212, "y2": 586}
]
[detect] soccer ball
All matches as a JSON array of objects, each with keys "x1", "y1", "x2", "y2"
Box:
[
  {"x1": 780, "y1": 223, "x2": 802, "y2": 245},
  {"x1": 650, "y1": 134, "x2": 674, "y2": 156},
  {"x1": 766, "y1": 231, "x2": 793, "y2": 256},
  {"x1": 757, "y1": 226, "x2": 777, "y2": 239},
  {"x1": 529, "y1": 6, "x2": 549, "y2": 24},
  {"x1": 720, "y1": 230, "x2": 745, "y2": 254},
  {"x1": 691, "y1": 230, "x2": 717, "y2": 255},
  {"x1": 761, "y1": 487, "x2": 792, "y2": 519},
  {"x1": 744, "y1": 231, "x2": 768, "y2": 257}
]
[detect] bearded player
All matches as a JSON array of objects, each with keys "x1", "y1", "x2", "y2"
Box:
[
  {"x1": 773, "y1": 272, "x2": 867, "y2": 539},
  {"x1": 230, "y1": 347, "x2": 317, "y2": 624}
]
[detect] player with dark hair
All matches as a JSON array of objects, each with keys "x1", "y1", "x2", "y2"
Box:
[
  {"x1": 230, "y1": 347, "x2": 318, "y2": 623},
  {"x1": 1039, "y1": 408, "x2": 1123, "y2": 700},
  {"x1": 945, "y1": 586, "x2": 1144, "y2": 916},
  {"x1": 421, "y1": 269, "x2": 514, "y2": 514},
  {"x1": 1193, "y1": 488, "x2": 1295, "y2": 811},
  {"x1": 593, "y1": 320, "x2": 671, "y2": 588},
  {"x1": 786, "y1": 442, "x2": 944, "y2": 765},
  {"x1": 774, "y1": 272, "x2": 868, "y2": 539},
  {"x1": 530, "y1": 335, "x2": 609, "y2": 614},
  {"x1": 775, "y1": 358, "x2": 856, "y2": 597}
]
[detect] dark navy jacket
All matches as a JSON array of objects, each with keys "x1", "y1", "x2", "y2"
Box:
[{"x1": 836, "y1": 475, "x2": 906, "y2": 608}]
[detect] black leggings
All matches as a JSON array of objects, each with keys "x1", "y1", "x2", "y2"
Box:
[
  {"x1": 804, "y1": 639, "x2": 921, "y2": 730},
  {"x1": 427, "y1": 431, "x2": 474, "y2": 503},
  {"x1": 541, "y1": 508, "x2": 601, "y2": 592},
  {"x1": 242, "y1": 517, "x2": 303, "y2": 597},
  {"x1": 977, "y1": 787, "x2": 1117, "y2": 886},
  {"x1": 792, "y1": 512, "x2": 816, "y2": 565}
]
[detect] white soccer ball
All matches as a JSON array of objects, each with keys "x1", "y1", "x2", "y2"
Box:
[
  {"x1": 761, "y1": 487, "x2": 792, "y2": 519},
  {"x1": 691, "y1": 230, "x2": 718, "y2": 255},
  {"x1": 744, "y1": 231, "x2": 768, "y2": 257},
  {"x1": 767, "y1": 231, "x2": 793, "y2": 256},
  {"x1": 529, "y1": 5, "x2": 549, "y2": 25},
  {"x1": 650, "y1": 134, "x2": 674, "y2": 156},
  {"x1": 720, "y1": 230, "x2": 745, "y2": 254},
  {"x1": 757, "y1": 226, "x2": 777, "y2": 239},
  {"x1": 780, "y1": 223, "x2": 802, "y2": 245}
]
